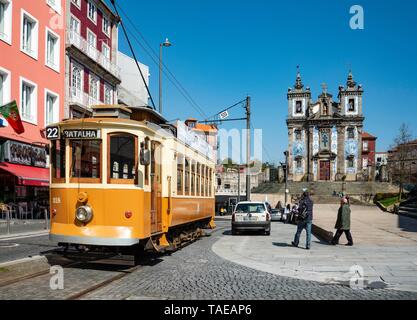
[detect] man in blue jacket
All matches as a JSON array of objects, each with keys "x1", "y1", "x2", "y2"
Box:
[{"x1": 292, "y1": 190, "x2": 314, "y2": 250}]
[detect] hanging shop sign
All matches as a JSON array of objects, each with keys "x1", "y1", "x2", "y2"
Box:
[{"x1": 3, "y1": 140, "x2": 47, "y2": 168}]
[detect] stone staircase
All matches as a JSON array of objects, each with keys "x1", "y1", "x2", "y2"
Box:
[{"x1": 398, "y1": 197, "x2": 417, "y2": 218}]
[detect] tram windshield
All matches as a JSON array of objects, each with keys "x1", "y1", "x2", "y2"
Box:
[
  {"x1": 70, "y1": 140, "x2": 101, "y2": 180},
  {"x1": 109, "y1": 134, "x2": 136, "y2": 181},
  {"x1": 51, "y1": 139, "x2": 65, "y2": 182}
]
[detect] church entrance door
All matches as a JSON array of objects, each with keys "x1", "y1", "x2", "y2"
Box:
[{"x1": 319, "y1": 161, "x2": 331, "y2": 181}]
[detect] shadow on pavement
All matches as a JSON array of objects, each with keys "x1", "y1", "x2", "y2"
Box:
[
  {"x1": 222, "y1": 230, "x2": 269, "y2": 237},
  {"x1": 43, "y1": 249, "x2": 163, "y2": 272},
  {"x1": 313, "y1": 239, "x2": 333, "y2": 246},
  {"x1": 272, "y1": 242, "x2": 293, "y2": 248}
]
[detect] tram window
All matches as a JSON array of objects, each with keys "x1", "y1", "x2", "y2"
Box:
[
  {"x1": 185, "y1": 158, "x2": 190, "y2": 195},
  {"x1": 202, "y1": 165, "x2": 206, "y2": 197},
  {"x1": 200, "y1": 165, "x2": 204, "y2": 196},
  {"x1": 51, "y1": 139, "x2": 65, "y2": 182},
  {"x1": 208, "y1": 169, "x2": 213, "y2": 197},
  {"x1": 177, "y1": 154, "x2": 184, "y2": 195},
  {"x1": 197, "y1": 163, "x2": 201, "y2": 197},
  {"x1": 144, "y1": 137, "x2": 150, "y2": 185},
  {"x1": 108, "y1": 134, "x2": 137, "y2": 183},
  {"x1": 191, "y1": 162, "x2": 196, "y2": 196},
  {"x1": 70, "y1": 140, "x2": 101, "y2": 182},
  {"x1": 205, "y1": 167, "x2": 209, "y2": 197}
]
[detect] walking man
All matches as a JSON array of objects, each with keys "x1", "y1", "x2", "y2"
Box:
[
  {"x1": 331, "y1": 197, "x2": 354, "y2": 246},
  {"x1": 292, "y1": 190, "x2": 314, "y2": 250}
]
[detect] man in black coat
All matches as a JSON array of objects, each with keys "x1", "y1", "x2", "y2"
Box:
[{"x1": 292, "y1": 190, "x2": 314, "y2": 250}]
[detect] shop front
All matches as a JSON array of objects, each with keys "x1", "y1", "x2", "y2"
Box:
[{"x1": 0, "y1": 139, "x2": 49, "y2": 218}]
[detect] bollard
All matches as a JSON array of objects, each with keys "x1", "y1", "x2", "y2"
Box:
[{"x1": 44, "y1": 208, "x2": 49, "y2": 231}]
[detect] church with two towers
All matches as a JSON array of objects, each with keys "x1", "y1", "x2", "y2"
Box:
[{"x1": 286, "y1": 70, "x2": 366, "y2": 182}]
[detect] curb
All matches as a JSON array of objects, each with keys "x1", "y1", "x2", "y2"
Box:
[
  {"x1": 0, "y1": 255, "x2": 47, "y2": 268},
  {"x1": 0, "y1": 230, "x2": 49, "y2": 241}
]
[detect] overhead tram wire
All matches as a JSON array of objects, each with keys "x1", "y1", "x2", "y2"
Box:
[
  {"x1": 114, "y1": 2, "x2": 207, "y2": 117},
  {"x1": 110, "y1": 0, "x2": 156, "y2": 110},
  {"x1": 114, "y1": 2, "x2": 208, "y2": 119},
  {"x1": 203, "y1": 99, "x2": 247, "y2": 123},
  {"x1": 122, "y1": 24, "x2": 207, "y2": 119}
]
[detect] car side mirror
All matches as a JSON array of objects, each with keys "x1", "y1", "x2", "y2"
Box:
[{"x1": 140, "y1": 149, "x2": 151, "y2": 166}]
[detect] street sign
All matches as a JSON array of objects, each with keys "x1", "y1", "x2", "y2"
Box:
[{"x1": 219, "y1": 110, "x2": 229, "y2": 120}]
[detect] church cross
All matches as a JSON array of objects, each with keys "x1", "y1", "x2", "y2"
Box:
[{"x1": 321, "y1": 83, "x2": 328, "y2": 95}]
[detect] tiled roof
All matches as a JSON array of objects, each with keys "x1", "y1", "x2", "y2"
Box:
[
  {"x1": 193, "y1": 123, "x2": 218, "y2": 133},
  {"x1": 362, "y1": 132, "x2": 377, "y2": 139}
]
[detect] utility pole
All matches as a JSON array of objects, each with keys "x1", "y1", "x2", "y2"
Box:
[
  {"x1": 245, "y1": 96, "x2": 251, "y2": 202},
  {"x1": 237, "y1": 165, "x2": 241, "y2": 203}
]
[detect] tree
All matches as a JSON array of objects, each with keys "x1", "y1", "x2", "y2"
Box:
[{"x1": 389, "y1": 123, "x2": 413, "y2": 201}]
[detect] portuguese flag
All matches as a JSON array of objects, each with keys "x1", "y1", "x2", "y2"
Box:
[{"x1": 0, "y1": 100, "x2": 25, "y2": 134}]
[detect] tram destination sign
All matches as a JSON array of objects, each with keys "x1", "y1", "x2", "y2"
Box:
[
  {"x1": 62, "y1": 129, "x2": 101, "y2": 140},
  {"x1": 46, "y1": 127, "x2": 101, "y2": 140}
]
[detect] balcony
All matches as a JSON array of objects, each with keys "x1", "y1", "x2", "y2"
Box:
[
  {"x1": 66, "y1": 30, "x2": 120, "y2": 80},
  {"x1": 68, "y1": 87, "x2": 104, "y2": 112}
]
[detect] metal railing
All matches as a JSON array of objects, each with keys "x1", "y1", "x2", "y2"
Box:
[
  {"x1": 68, "y1": 87, "x2": 102, "y2": 111},
  {"x1": 0, "y1": 204, "x2": 49, "y2": 235},
  {"x1": 66, "y1": 30, "x2": 120, "y2": 79}
]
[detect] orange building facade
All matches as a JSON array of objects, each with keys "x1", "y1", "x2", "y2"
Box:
[{"x1": 0, "y1": 0, "x2": 66, "y2": 206}]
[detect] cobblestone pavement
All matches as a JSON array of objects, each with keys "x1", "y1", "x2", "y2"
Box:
[
  {"x1": 84, "y1": 222, "x2": 417, "y2": 300},
  {"x1": 1, "y1": 221, "x2": 417, "y2": 300},
  {"x1": 213, "y1": 219, "x2": 417, "y2": 292}
]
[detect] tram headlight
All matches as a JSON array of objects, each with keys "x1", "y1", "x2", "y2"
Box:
[{"x1": 76, "y1": 205, "x2": 93, "y2": 223}]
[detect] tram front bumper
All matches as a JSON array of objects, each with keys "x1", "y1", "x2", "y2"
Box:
[
  {"x1": 50, "y1": 234, "x2": 140, "y2": 247},
  {"x1": 50, "y1": 223, "x2": 141, "y2": 247}
]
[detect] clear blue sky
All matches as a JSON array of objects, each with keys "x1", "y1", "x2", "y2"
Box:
[{"x1": 111, "y1": 0, "x2": 417, "y2": 164}]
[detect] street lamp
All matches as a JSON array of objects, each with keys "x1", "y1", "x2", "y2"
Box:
[{"x1": 159, "y1": 38, "x2": 172, "y2": 115}]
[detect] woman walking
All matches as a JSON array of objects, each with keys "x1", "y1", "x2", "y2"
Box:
[
  {"x1": 331, "y1": 196, "x2": 354, "y2": 246},
  {"x1": 284, "y1": 204, "x2": 292, "y2": 224}
]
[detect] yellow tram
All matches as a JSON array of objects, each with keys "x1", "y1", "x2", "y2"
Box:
[{"x1": 46, "y1": 105, "x2": 216, "y2": 255}]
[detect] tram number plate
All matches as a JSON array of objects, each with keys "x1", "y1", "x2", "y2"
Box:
[{"x1": 46, "y1": 126, "x2": 60, "y2": 140}]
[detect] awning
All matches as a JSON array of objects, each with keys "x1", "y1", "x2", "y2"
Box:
[{"x1": 0, "y1": 163, "x2": 49, "y2": 187}]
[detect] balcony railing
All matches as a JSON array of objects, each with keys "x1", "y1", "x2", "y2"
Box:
[
  {"x1": 66, "y1": 30, "x2": 120, "y2": 79},
  {"x1": 68, "y1": 87, "x2": 104, "y2": 111}
]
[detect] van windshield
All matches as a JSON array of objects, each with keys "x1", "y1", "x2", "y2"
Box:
[{"x1": 235, "y1": 204, "x2": 265, "y2": 214}]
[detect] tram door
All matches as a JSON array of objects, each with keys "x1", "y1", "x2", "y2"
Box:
[{"x1": 150, "y1": 141, "x2": 162, "y2": 234}]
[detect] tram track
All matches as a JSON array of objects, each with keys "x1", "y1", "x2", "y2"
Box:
[
  {"x1": 0, "y1": 257, "x2": 80, "y2": 289},
  {"x1": 66, "y1": 263, "x2": 145, "y2": 300},
  {"x1": 66, "y1": 224, "x2": 230, "y2": 300},
  {"x1": 0, "y1": 224, "x2": 228, "y2": 299}
]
